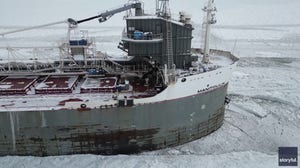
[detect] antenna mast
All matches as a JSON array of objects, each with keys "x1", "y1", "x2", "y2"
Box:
[
  {"x1": 202, "y1": 0, "x2": 217, "y2": 64},
  {"x1": 156, "y1": 0, "x2": 171, "y2": 19}
]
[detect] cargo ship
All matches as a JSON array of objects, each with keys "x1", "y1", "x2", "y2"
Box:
[{"x1": 0, "y1": 0, "x2": 238, "y2": 156}]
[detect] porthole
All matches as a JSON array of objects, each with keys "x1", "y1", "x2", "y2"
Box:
[{"x1": 80, "y1": 104, "x2": 87, "y2": 108}]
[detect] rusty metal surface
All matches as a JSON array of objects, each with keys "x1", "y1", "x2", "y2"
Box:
[{"x1": 0, "y1": 84, "x2": 228, "y2": 156}]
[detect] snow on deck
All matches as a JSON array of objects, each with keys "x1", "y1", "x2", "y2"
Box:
[
  {"x1": 0, "y1": 76, "x2": 37, "y2": 95},
  {"x1": 210, "y1": 53, "x2": 235, "y2": 66},
  {"x1": 0, "y1": 93, "x2": 115, "y2": 112},
  {"x1": 81, "y1": 77, "x2": 117, "y2": 93},
  {"x1": 35, "y1": 76, "x2": 79, "y2": 94},
  {"x1": 192, "y1": 49, "x2": 237, "y2": 68}
]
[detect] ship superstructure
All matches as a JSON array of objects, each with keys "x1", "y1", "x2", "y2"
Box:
[{"x1": 0, "y1": 0, "x2": 238, "y2": 156}]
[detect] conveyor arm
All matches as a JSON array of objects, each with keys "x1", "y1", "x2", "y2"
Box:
[
  {"x1": 0, "y1": 1, "x2": 142, "y2": 37},
  {"x1": 77, "y1": 2, "x2": 142, "y2": 24}
]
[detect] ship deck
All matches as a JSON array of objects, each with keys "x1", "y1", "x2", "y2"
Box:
[
  {"x1": 80, "y1": 77, "x2": 117, "y2": 93},
  {"x1": 192, "y1": 48, "x2": 237, "y2": 66},
  {"x1": 0, "y1": 93, "x2": 119, "y2": 112},
  {"x1": 0, "y1": 76, "x2": 37, "y2": 95},
  {"x1": 0, "y1": 50, "x2": 237, "y2": 112},
  {"x1": 0, "y1": 76, "x2": 151, "y2": 112},
  {"x1": 35, "y1": 75, "x2": 79, "y2": 94}
]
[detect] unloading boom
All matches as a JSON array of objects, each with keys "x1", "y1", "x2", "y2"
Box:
[
  {"x1": 0, "y1": 1, "x2": 143, "y2": 36},
  {"x1": 76, "y1": 1, "x2": 143, "y2": 24}
]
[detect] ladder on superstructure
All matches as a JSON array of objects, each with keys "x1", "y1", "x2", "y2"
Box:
[
  {"x1": 200, "y1": 19, "x2": 207, "y2": 53},
  {"x1": 157, "y1": 0, "x2": 174, "y2": 69},
  {"x1": 166, "y1": 20, "x2": 174, "y2": 69}
]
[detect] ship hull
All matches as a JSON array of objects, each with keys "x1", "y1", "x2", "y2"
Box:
[{"x1": 0, "y1": 84, "x2": 228, "y2": 156}]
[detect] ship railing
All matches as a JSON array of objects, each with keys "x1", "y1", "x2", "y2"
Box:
[
  {"x1": 122, "y1": 32, "x2": 163, "y2": 41},
  {"x1": 68, "y1": 37, "x2": 94, "y2": 46}
]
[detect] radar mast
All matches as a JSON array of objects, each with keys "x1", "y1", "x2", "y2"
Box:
[{"x1": 202, "y1": 0, "x2": 217, "y2": 64}]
